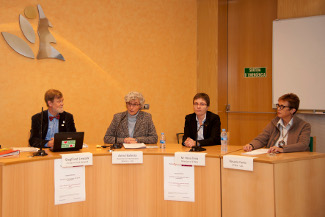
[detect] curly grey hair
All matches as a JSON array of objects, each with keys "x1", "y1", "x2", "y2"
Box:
[{"x1": 124, "y1": 91, "x2": 145, "y2": 108}]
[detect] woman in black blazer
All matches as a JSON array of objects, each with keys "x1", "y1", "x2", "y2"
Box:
[{"x1": 182, "y1": 93, "x2": 221, "y2": 147}]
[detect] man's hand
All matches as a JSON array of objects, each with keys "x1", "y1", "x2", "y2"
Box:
[{"x1": 47, "y1": 138, "x2": 54, "y2": 148}]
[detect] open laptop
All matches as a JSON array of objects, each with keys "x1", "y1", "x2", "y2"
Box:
[{"x1": 50, "y1": 132, "x2": 84, "y2": 152}]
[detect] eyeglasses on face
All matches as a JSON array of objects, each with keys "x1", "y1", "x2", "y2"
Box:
[
  {"x1": 126, "y1": 102, "x2": 140, "y2": 107},
  {"x1": 276, "y1": 104, "x2": 291, "y2": 110},
  {"x1": 193, "y1": 103, "x2": 207, "y2": 107}
]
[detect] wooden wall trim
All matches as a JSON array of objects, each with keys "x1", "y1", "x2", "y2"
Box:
[{"x1": 278, "y1": 0, "x2": 325, "y2": 19}]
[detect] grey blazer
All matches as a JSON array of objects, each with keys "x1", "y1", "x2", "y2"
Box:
[{"x1": 104, "y1": 111, "x2": 158, "y2": 144}]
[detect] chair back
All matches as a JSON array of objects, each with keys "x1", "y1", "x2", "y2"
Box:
[
  {"x1": 309, "y1": 136, "x2": 316, "y2": 152},
  {"x1": 176, "y1": 133, "x2": 184, "y2": 144}
]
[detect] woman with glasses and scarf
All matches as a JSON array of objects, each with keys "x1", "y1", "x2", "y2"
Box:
[
  {"x1": 104, "y1": 91, "x2": 158, "y2": 144},
  {"x1": 243, "y1": 93, "x2": 311, "y2": 153}
]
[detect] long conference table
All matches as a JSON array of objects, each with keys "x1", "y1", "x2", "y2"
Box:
[{"x1": 0, "y1": 144, "x2": 324, "y2": 217}]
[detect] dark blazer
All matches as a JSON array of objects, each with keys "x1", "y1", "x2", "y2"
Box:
[
  {"x1": 182, "y1": 111, "x2": 221, "y2": 146},
  {"x1": 104, "y1": 111, "x2": 158, "y2": 144},
  {"x1": 29, "y1": 110, "x2": 76, "y2": 147}
]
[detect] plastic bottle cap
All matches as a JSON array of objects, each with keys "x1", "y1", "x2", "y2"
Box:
[{"x1": 222, "y1": 129, "x2": 226, "y2": 131}]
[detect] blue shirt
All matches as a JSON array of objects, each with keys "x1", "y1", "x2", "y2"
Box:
[
  {"x1": 128, "y1": 112, "x2": 139, "y2": 138},
  {"x1": 45, "y1": 111, "x2": 59, "y2": 147}
]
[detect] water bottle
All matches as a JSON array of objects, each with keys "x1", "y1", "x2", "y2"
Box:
[
  {"x1": 160, "y1": 133, "x2": 166, "y2": 149},
  {"x1": 221, "y1": 129, "x2": 228, "y2": 152}
]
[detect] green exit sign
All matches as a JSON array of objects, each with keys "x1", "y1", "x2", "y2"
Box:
[{"x1": 244, "y1": 67, "x2": 266, "y2": 78}]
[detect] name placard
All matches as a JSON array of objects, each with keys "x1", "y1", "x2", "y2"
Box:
[
  {"x1": 223, "y1": 155, "x2": 256, "y2": 171},
  {"x1": 61, "y1": 152, "x2": 93, "y2": 168},
  {"x1": 174, "y1": 152, "x2": 206, "y2": 166},
  {"x1": 112, "y1": 151, "x2": 143, "y2": 164}
]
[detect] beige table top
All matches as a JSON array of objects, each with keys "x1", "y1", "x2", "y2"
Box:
[
  {"x1": 0, "y1": 143, "x2": 243, "y2": 165},
  {"x1": 223, "y1": 149, "x2": 325, "y2": 164}
]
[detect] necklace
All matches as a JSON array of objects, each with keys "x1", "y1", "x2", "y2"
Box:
[{"x1": 278, "y1": 126, "x2": 289, "y2": 147}]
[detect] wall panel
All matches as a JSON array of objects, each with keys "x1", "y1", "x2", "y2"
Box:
[
  {"x1": 197, "y1": 0, "x2": 218, "y2": 114},
  {"x1": 227, "y1": 0, "x2": 277, "y2": 145},
  {"x1": 0, "y1": 0, "x2": 197, "y2": 146},
  {"x1": 278, "y1": 0, "x2": 325, "y2": 19},
  {"x1": 218, "y1": 0, "x2": 228, "y2": 131}
]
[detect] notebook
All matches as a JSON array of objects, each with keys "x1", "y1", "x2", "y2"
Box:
[{"x1": 50, "y1": 132, "x2": 84, "y2": 152}]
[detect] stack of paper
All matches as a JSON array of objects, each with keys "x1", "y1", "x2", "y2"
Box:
[
  {"x1": 0, "y1": 148, "x2": 20, "y2": 157},
  {"x1": 242, "y1": 149, "x2": 269, "y2": 155},
  {"x1": 123, "y1": 143, "x2": 146, "y2": 149},
  {"x1": 13, "y1": 147, "x2": 39, "y2": 152}
]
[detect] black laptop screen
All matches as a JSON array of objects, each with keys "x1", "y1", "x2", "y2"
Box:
[{"x1": 51, "y1": 132, "x2": 84, "y2": 152}]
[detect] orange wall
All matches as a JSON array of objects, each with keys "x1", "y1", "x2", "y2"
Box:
[
  {"x1": 0, "y1": 0, "x2": 197, "y2": 147},
  {"x1": 197, "y1": 0, "x2": 228, "y2": 131},
  {"x1": 197, "y1": 0, "x2": 218, "y2": 114}
]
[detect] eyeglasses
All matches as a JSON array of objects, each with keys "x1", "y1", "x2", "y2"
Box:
[
  {"x1": 126, "y1": 102, "x2": 140, "y2": 107},
  {"x1": 193, "y1": 103, "x2": 207, "y2": 107},
  {"x1": 276, "y1": 104, "x2": 291, "y2": 110}
]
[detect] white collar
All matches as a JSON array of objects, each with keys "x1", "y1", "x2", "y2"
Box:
[
  {"x1": 277, "y1": 117, "x2": 293, "y2": 128},
  {"x1": 196, "y1": 114, "x2": 207, "y2": 124}
]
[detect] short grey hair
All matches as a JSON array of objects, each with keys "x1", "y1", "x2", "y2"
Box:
[{"x1": 124, "y1": 91, "x2": 145, "y2": 108}]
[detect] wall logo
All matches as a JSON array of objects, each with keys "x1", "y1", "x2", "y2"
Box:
[{"x1": 1, "y1": 5, "x2": 65, "y2": 61}]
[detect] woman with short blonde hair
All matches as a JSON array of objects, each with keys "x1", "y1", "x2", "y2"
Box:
[
  {"x1": 124, "y1": 91, "x2": 145, "y2": 108},
  {"x1": 104, "y1": 91, "x2": 158, "y2": 145}
]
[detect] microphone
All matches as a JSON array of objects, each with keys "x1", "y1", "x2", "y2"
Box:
[
  {"x1": 33, "y1": 107, "x2": 48, "y2": 156},
  {"x1": 111, "y1": 113, "x2": 127, "y2": 149},
  {"x1": 189, "y1": 124, "x2": 206, "y2": 152}
]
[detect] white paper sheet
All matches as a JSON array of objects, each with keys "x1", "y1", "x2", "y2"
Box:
[
  {"x1": 54, "y1": 159, "x2": 85, "y2": 205},
  {"x1": 174, "y1": 152, "x2": 206, "y2": 166},
  {"x1": 12, "y1": 147, "x2": 39, "y2": 152},
  {"x1": 242, "y1": 148, "x2": 269, "y2": 155},
  {"x1": 112, "y1": 151, "x2": 143, "y2": 164},
  {"x1": 164, "y1": 156, "x2": 195, "y2": 202},
  {"x1": 146, "y1": 145, "x2": 158, "y2": 148},
  {"x1": 123, "y1": 143, "x2": 146, "y2": 149},
  {"x1": 223, "y1": 155, "x2": 256, "y2": 171},
  {"x1": 60, "y1": 152, "x2": 93, "y2": 168}
]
